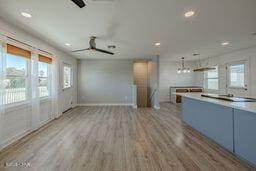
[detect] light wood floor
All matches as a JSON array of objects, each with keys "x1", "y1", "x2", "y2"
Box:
[{"x1": 0, "y1": 103, "x2": 255, "y2": 171}]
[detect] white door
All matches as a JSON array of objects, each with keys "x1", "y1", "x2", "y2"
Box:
[{"x1": 226, "y1": 60, "x2": 249, "y2": 97}]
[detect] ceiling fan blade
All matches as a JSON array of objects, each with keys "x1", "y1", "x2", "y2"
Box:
[
  {"x1": 95, "y1": 48, "x2": 114, "y2": 55},
  {"x1": 71, "y1": 0, "x2": 86, "y2": 8},
  {"x1": 71, "y1": 48, "x2": 90, "y2": 53}
]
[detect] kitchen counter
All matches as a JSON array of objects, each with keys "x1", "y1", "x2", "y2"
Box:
[
  {"x1": 170, "y1": 87, "x2": 203, "y2": 104},
  {"x1": 173, "y1": 92, "x2": 256, "y2": 113},
  {"x1": 178, "y1": 92, "x2": 256, "y2": 166}
]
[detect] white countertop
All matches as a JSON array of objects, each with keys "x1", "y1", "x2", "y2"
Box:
[
  {"x1": 170, "y1": 86, "x2": 202, "y2": 88},
  {"x1": 174, "y1": 93, "x2": 256, "y2": 113}
]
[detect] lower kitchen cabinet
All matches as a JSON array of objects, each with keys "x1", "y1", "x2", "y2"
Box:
[
  {"x1": 182, "y1": 97, "x2": 234, "y2": 152},
  {"x1": 234, "y1": 109, "x2": 256, "y2": 166}
]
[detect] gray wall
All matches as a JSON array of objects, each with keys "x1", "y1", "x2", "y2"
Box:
[{"x1": 78, "y1": 59, "x2": 134, "y2": 105}]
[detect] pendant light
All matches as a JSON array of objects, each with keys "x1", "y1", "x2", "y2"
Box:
[
  {"x1": 193, "y1": 57, "x2": 215, "y2": 72},
  {"x1": 177, "y1": 57, "x2": 190, "y2": 74}
]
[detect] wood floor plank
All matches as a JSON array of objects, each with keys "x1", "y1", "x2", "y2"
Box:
[{"x1": 0, "y1": 103, "x2": 255, "y2": 171}]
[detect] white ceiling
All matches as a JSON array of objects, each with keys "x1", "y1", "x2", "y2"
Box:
[{"x1": 0, "y1": 0, "x2": 256, "y2": 60}]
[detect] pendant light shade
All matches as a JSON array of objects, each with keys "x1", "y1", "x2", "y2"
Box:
[{"x1": 177, "y1": 57, "x2": 190, "y2": 74}]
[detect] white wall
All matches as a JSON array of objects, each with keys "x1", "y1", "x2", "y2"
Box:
[
  {"x1": 196, "y1": 46, "x2": 256, "y2": 97},
  {"x1": 77, "y1": 59, "x2": 134, "y2": 105},
  {"x1": 159, "y1": 58, "x2": 198, "y2": 102},
  {"x1": 0, "y1": 18, "x2": 77, "y2": 149}
]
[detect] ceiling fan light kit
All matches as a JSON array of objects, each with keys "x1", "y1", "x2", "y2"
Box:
[{"x1": 177, "y1": 57, "x2": 191, "y2": 74}]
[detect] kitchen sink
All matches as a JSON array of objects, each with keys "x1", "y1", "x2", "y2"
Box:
[{"x1": 201, "y1": 94, "x2": 256, "y2": 102}]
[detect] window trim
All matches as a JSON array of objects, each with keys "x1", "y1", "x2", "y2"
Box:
[
  {"x1": 62, "y1": 63, "x2": 72, "y2": 90},
  {"x1": 227, "y1": 61, "x2": 246, "y2": 89},
  {"x1": 203, "y1": 66, "x2": 219, "y2": 91}
]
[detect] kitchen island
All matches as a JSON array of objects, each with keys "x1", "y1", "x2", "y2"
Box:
[{"x1": 176, "y1": 93, "x2": 256, "y2": 167}]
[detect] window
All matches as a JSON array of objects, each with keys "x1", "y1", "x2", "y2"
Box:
[
  {"x1": 2, "y1": 44, "x2": 54, "y2": 107},
  {"x1": 5, "y1": 54, "x2": 28, "y2": 104},
  {"x1": 228, "y1": 63, "x2": 245, "y2": 88},
  {"x1": 63, "y1": 64, "x2": 72, "y2": 89},
  {"x1": 204, "y1": 66, "x2": 218, "y2": 90},
  {"x1": 38, "y1": 62, "x2": 50, "y2": 97}
]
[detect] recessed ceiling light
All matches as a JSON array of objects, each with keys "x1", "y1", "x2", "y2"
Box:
[
  {"x1": 65, "y1": 43, "x2": 71, "y2": 46},
  {"x1": 21, "y1": 12, "x2": 32, "y2": 18},
  {"x1": 221, "y1": 41, "x2": 230, "y2": 46},
  {"x1": 184, "y1": 11, "x2": 195, "y2": 18},
  {"x1": 155, "y1": 42, "x2": 161, "y2": 46}
]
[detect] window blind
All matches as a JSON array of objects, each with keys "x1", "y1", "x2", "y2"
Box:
[
  {"x1": 7, "y1": 44, "x2": 31, "y2": 59},
  {"x1": 39, "y1": 54, "x2": 52, "y2": 64}
]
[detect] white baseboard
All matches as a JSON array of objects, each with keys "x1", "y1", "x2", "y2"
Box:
[
  {"x1": 77, "y1": 103, "x2": 134, "y2": 107},
  {"x1": 0, "y1": 118, "x2": 53, "y2": 151},
  {"x1": 0, "y1": 129, "x2": 29, "y2": 151}
]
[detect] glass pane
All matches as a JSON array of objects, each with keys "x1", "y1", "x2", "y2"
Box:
[
  {"x1": 5, "y1": 76, "x2": 26, "y2": 89},
  {"x1": 6, "y1": 54, "x2": 27, "y2": 76},
  {"x1": 39, "y1": 77, "x2": 48, "y2": 87},
  {"x1": 4, "y1": 77, "x2": 26, "y2": 104},
  {"x1": 207, "y1": 79, "x2": 218, "y2": 90},
  {"x1": 229, "y1": 64, "x2": 245, "y2": 87},
  {"x1": 38, "y1": 62, "x2": 50, "y2": 97},
  {"x1": 38, "y1": 62, "x2": 48, "y2": 77},
  {"x1": 205, "y1": 66, "x2": 218, "y2": 78},
  {"x1": 204, "y1": 66, "x2": 218, "y2": 90},
  {"x1": 39, "y1": 86, "x2": 49, "y2": 97},
  {"x1": 63, "y1": 65, "x2": 71, "y2": 88}
]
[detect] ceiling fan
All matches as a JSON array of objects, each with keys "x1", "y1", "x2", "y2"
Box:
[{"x1": 72, "y1": 36, "x2": 115, "y2": 55}]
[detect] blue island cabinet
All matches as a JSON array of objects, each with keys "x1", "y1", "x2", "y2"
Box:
[
  {"x1": 182, "y1": 97, "x2": 234, "y2": 152},
  {"x1": 234, "y1": 109, "x2": 256, "y2": 166}
]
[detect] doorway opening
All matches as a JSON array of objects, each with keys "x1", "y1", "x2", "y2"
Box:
[{"x1": 133, "y1": 60, "x2": 153, "y2": 108}]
